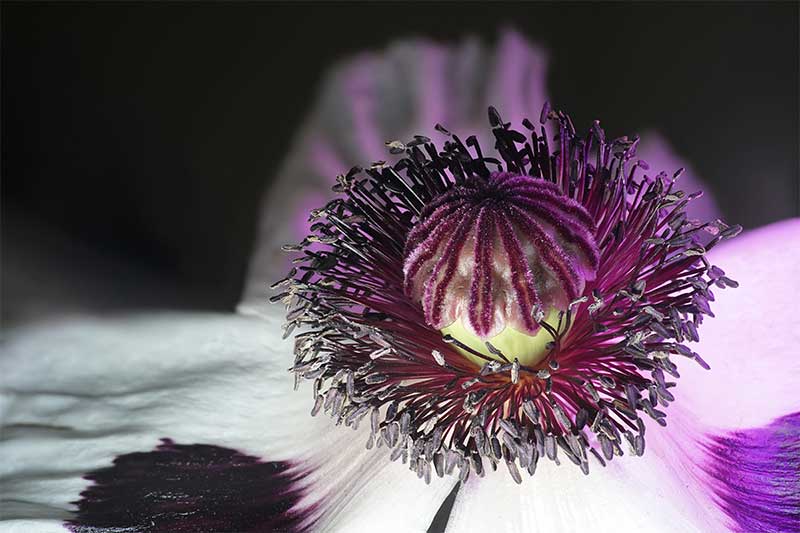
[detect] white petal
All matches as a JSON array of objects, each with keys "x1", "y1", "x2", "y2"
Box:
[
  {"x1": 0, "y1": 312, "x2": 296, "y2": 520},
  {"x1": 1, "y1": 311, "x2": 456, "y2": 531},
  {"x1": 0, "y1": 519, "x2": 68, "y2": 533},
  {"x1": 296, "y1": 436, "x2": 456, "y2": 533},
  {"x1": 445, "y1": 409, "x2": 728, "y2": 533},
  {"x1": 677, "y1": 218, "x2": 800, "y2": 429}
]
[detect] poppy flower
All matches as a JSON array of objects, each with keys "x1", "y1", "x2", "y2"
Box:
[{"x1": 1, "y1": 32, "x2": 797, "y2": 533}]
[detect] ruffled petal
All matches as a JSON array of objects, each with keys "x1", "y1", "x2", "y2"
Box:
[
  {"x1": 0, "y1": 312, "x2": 455, "y2": 532},
  {"x1": 484, "y1": 31, "x2": 548, "y2": 130},
  {"x1": 239, "y1": 31, "x2": 549, "y2": 317},
  {"x1": 0, "y1": 312, "x2": 304, "y2": 529}
]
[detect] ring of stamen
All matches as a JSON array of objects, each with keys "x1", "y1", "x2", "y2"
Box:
[{"x1": 274, "y1": 105, "x2": 739, "y2": 484}]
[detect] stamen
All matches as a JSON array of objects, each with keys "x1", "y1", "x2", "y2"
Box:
[{"x1": 275, "y1": 103, "x2": 738, "y2": 484}]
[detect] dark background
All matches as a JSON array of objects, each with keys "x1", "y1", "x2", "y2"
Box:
[{"x1": 3, "y1": 2, "x2": 799, "y2": 326}]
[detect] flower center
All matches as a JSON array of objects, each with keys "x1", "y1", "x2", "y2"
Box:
[
  {"x1": 403, "y1": 172, "x2": 599, "y2": 368},
  {"x1": 440, "y1": 309, "x2": 561, "y2": 368}
]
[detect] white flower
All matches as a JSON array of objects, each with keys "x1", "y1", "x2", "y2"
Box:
[{"x1": 2, "y1": 31, "x2": 798, "y2": 533}]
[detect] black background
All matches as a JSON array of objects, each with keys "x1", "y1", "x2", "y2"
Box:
[{"x1": 3, "y1": 2, "x2": 798, "y2": 326}]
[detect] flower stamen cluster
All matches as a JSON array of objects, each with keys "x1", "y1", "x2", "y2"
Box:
[{"x1": 273, "y1": 105, "x2": 740, "y2": 484}]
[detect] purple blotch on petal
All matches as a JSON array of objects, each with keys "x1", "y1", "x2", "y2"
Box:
[
  {"x1": 702, "y1": 412, "x2": 800, "y2": 533},
  {"x1": 66, "y1": 439, "x2": 312, "y2": 533}
]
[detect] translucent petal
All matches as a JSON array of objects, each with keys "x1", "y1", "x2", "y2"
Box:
[
  {"x1": 677, "y1": 218, "x2": 800, "y2": 429},
  {"x1": 239, "y1": 31, "x2": 548, "y2": 317}
]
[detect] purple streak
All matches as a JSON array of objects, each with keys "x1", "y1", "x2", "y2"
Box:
[
  {"x1": 703, "y1": 412, "x2": 800, "y2": 533},
  {"x1": 403, "y1": 171, "x2": 598, "y2": 337}
]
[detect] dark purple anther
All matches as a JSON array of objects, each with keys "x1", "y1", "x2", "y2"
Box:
[{"x1": 276, "y1": 104, "x2": 740, "y2": 484}]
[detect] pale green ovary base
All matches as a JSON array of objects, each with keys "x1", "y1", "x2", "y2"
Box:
[{"x1": 440, "y1": 309, "x2": 561, "y2": 368}]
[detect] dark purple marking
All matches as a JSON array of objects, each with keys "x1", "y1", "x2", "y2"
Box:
[
  {"x1": 67, "y1": 438, "x2": 312, "y2": 533},
  {"x1": 703, "y1": 412, "x2": 800, "y2": 533},
  {"x1": 403, "y1": 171, "x2": 598, "y2": 337}
]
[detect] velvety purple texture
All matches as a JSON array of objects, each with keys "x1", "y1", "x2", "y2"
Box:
[
  {"x1": 704, "y1": 412, "x2": 800, "y2": 533},
  {"x1": 67, "y1": 439, "x2": 310, "y2": 533},
  {"x1": 403, "y1": 171, "x2": 598, "y2": 337}
]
